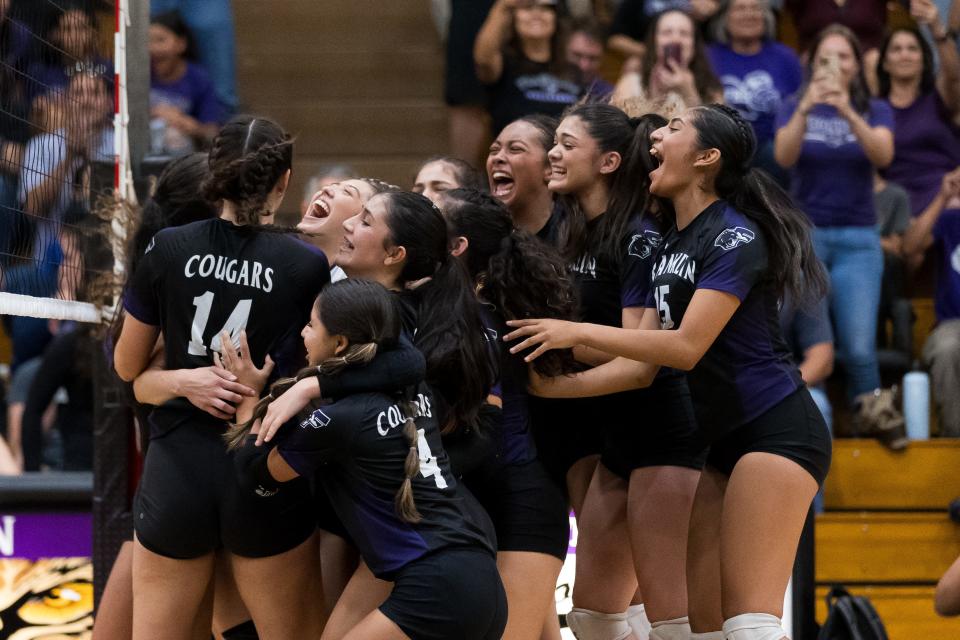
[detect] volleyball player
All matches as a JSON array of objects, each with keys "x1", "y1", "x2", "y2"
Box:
[
  {"x1": 251, "y1": 190, "x2": 497, "y2": 635},
  {"x1": 439, "y1": 188, "x2": 576, "y2": 640},
  {"x1": 537, "y1": 104, "x2": 705, "y2": 640},
  {"x1": 506, "y1": 104, "x2": 832, "y2": 640},
  {"x1": 487, "y1": 115, "x2": 561, "y2": 238},
  {"x1": 412, "y1": 156, "x2": 484, "y2": 204},
  {"x1": 220, "y1": 278, "x2": 506, "y2": 640},
  {"x1": 114, "y1": 116, "x2": 329, "y2": 639}
]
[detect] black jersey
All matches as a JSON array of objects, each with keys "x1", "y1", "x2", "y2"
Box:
[
  {"x1": 277, "y1": 384, "x2": 496, "y2": 579},
  {"x1": 123, "y1": 218, "x2": 330, "y2": 435},
  {"x1": 646, "y1": 200, "x2": 802, "y2": 440},
  {"x1": 569, "y1": 213, "x2": 658, "y2": 327}
]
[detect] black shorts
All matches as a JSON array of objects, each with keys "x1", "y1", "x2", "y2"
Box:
[
  {"x1": 706, "y1": 387, "x2": 833, "y2": 487},
  {"x1": 529, "y1": 396, "x2": 606, "y2": 488},
  {"x1": 601, "y1": 375, "x2": 708, "y2": 479},
  {"x1": 464, "y1": 458, "x2": 569, "y2": 560},
  {"x1": 380, "y1": 546, "x2": 507, "y2": 640},
  {"x1": 312, "y1": 473, "x2": 352, "y2": 542},
  {"x1": 134, "y1": 424, "x2": 316, "y2": 559}
]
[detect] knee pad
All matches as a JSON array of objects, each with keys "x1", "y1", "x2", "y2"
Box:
[
  {"x1": 650, "y1": 616, "x2": 691, "y2": 640},
  {"x1": 566, "y1": 608, "x2": 633, "y2": 640},
  {"x1": 221, "y1": 619, "x2": 259, "y2": 640},
  {"x1": 627, "y1": 603, "x2": 651, "y2": 640},
  {"x1": 722, "y1": 613, "x2": 785, "y2": 640},
  {"x1": 690, "y1": 633, "x2": 724, "y2": 640}
]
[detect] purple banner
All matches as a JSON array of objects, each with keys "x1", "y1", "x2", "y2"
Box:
[{"x1": 0, "y1": 512, "x2": 92, "y2": 560}]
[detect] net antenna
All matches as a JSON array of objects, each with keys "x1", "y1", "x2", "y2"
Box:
[{"x1": 0, "y1": 0, "x2": 134, "y2": 323}]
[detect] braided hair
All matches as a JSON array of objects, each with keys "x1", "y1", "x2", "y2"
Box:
[
  {"x1": 691, "y1": 104, "x2": 827, "y2": 306},
  {"x1": 202, "y1": 116, "x2": 294, "y2": 226},
  {"x1": 224, "y1": 278, "x2": 401, "y2": 449}
]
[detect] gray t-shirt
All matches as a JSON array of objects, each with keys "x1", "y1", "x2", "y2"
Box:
[{"x1": 874, "y1": 181, "x2": 911, "y2": 238}]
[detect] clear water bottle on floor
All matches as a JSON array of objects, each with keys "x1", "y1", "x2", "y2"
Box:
[{"x1": 903, "y1": 365, "x2": 930, "y2": 440}]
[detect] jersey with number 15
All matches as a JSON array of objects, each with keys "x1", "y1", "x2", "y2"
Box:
[{"x1": 123, "y1": 218, "x2": 330, "y2": 434}]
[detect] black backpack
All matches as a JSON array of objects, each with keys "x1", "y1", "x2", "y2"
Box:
[{"x1": 817, "y1": 585, "x2": 889, "y2": 640}]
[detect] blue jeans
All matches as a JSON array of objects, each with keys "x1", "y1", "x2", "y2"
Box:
[
  {"x1": 151, "y1": 0, "x2": 237, "y2": 112},
  {"x1": 813, "y1": 226, "x2": 883, "y2": 399}
]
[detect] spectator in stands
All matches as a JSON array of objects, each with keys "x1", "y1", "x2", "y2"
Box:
[
  {"x1": 780, "y1": 295, "x2": 835, "y2": 432},
  {"x1": 607, "y1": 0, "x2": 720, "y2": 62},
  {"x1": 444, "y1": 0, "x2": 496, "y2": 165},
  {"x1": 151, "y1": 0, "x2": 238, "y2": 114},
  {"x1": 0, "y1": 0, "x2": 31, "y2": 263},
  {"x1": 785, "y1": 0, "x2": 887, "y2": 93},
  {"x1": 149, "y1": 11, "x2": 223, "y2": 155},
  {"x1": 301, "y1": 163, "x2": 356, "y2": 214},
  {"x1": 903, "y1": 167, "x2": 960, "y2": 437},
  {"x1": 413, "y1": 156, "x2": 484, "y2": 204},
  {"x1": 565, "y1": 17, "x2": 614, "y2": 98},
  {"x1": 774, "y1": 24, "x2": 894, "y2": 402},
  {"x1": 611, "y1": 9, "x2": 723, "y2": 111},
  {"x1": 707, "y1": 0, "x2": 801, "y2": 185},
  {"x1": 474, "y1": 0, "x2": 583, "y2": 137},
  {"x1": 23, "y1": 3, "x2": 111, "y2": 105},
  {"x1": 874, "y1": 173, "x2": 911, "y2": 322},
  {"x1": 877, "y1": 4, "x2": 960, "y2": 218}
]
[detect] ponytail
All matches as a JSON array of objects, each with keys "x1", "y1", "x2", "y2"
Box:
[
  {"x1": 395, "y1": 398, "x2": 423, "y2": 523},
  {"x1": 693, "y1": 104, "x2": 828, "y2": 306},
  {"x1": 223, "y1": 343, "x2": 379, "y2": 450}
]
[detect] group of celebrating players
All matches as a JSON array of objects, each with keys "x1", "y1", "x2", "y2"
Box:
[{"x1": 107, "y1": 100, "x2": 830, "y2": 640}]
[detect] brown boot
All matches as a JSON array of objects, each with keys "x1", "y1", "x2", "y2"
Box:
[{"x1": 853, "y1": 387, "x2": 909, "y2": 451}]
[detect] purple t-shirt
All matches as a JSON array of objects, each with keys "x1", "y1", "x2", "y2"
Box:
[
  {"x1": 883, "y1": 91, "x2": 960, "y2": 217},
  {"x1": 776, "y1": 97, "x2": 895, "y2": 227},
  {"x1": 645, "y1": 201, "x2": 802, "y2": 439},
  {"x1": 934, "y1": 208, "x2": 960, "y2": 322},
  {"x1": 708, "y1": 42, "x2": 802, "y2": 147},
  {"x1": 150, "y1": 62, "x2": 224, "y2": 124}
]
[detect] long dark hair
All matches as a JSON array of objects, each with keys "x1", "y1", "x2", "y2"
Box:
[
  {"x1": 35, "y1": 2, "x2": 97, "y2": 66},
  {"x1": 804, "y1": 24, "x2": 871, "y2": 115},
  {"x1": 504, "y1": 3, "x2": 572, "y2": 78},
  {"x1": 692, "y1": 104, "x2": 827, "y2": 305},
  {"x1": 877, "y1": 27, "x2": 935, "y2": 99},
  {"x1": 641, "y1": 10, "x2": 721, "y2": 103},
  {"x1": 150, "y1": 10, "x2": 199, "y2": 62},
  {"x1": 127, "y1": 153, "x2": 216, "y2": 278},
  {"x1": 440, "y1": 188, "x2": 578, "y2": 377},
  {"x1": 555, "y1": 104, "x2": 666, "y2": 264},
  {"x1": 381, "y1": 191, "x2": 496, "y2": 435},
  {"x1": 202, "y1": 116, "x2": 294, "y2": 226}
]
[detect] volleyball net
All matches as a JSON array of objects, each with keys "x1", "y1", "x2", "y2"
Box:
[{"x1": 0, "y1": 0, "x2": 133, "y2": 324}]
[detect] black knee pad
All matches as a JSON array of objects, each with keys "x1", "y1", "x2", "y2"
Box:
[{"x1": 222, "y1": 620, "x2": 259, "y2": 639}]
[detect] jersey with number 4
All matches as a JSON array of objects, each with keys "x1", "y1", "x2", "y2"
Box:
[
  {"x1": 123, "y1": 218, "x2": 330, "y2": 434},
  {"x1": 277, "y1": 384, "x2": 496, "y2": 580},
  {"x1": 646, "y1": 201, "x2": 802, "y2": 440}
]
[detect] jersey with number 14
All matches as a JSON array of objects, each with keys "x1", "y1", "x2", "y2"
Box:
[
  {"x1": 123, "y1": 218, "x2": 330, "y2": 434},
  {"x1": 646, "y1": 200, "x2": 802, "y2": 441}
]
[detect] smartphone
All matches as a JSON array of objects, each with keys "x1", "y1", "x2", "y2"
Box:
[{"x1": 663, "y1": 43, "x2": 682, "y2": 66}]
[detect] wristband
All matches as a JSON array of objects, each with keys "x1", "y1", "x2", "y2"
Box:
[{"x1": 234, "y1": 438, "x2": 282, "y2": 497}]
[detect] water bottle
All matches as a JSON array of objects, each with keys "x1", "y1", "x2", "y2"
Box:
[
  {"x1": 903, "y1": 367, "x2": 930, "y2": 440},
  {"x1": 149, "y1": 118, "x2": 166, "y2": 155}
]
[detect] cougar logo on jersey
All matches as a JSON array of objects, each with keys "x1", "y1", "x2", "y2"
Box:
[
  {"x1": 301, "y1": 409, "x2": 331, "y2": 430},
  {"x1": 714, "y1": 227, "x2": 755, "y2": 251},
  {"x1": 628, "y1": 230, "x2": 662, "y2": 260},
  {"x1": 377, "y1": 393, "x2": 433, "y2": 436},
  {"x1": 570, "y1": 254, "x2": 597, "y2": 278}
]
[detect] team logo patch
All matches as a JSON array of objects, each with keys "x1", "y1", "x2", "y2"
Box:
[
  {"x1": 714, "y1": 227, "x2": 755, "y2": 251},
  {"x1": 255, "y1": 485, "x2": 278, "y2": 497},
  {"x1": 301, "y1": 409, "x2": 331, "y2": 430},
  {"x1": 628, "y1": 230, "x2": 662, "y2": 259}
]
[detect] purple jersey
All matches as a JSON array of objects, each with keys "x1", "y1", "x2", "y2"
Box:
[
  {"x1": 646, "y1": 201, "x2": 802, "y2": 439},
  {"x1": 776, "y1": 97, "x2": 894, "y2": 227},
  {"x1": 934, "y1": 208, "x2": 960, "y2": 322},
  {"x1": 883, "y1": 91, "x2": 960, "y2": 216},
  {"x1": 277, "y1": 384, "x2": 495, "y2": 579}
]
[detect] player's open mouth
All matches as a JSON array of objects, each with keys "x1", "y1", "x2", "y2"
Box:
[
  {"x1": 340, "y1": 237, "x2": 354, "y2": 252},
  {"x1": 550, "y1": 165, "x2": 566, "y2": 178},
  {"x1": 308, "y1": 198, "x2": 332, "y2": 219},
  {"x1": 491, "y1": 171, "x2": 514, "y2": 197}
]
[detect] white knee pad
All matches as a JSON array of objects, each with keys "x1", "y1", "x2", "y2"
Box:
[
  {"x1": 566, "y1": 608, "x2": 633, "y2": 640},
  {"x1": 626, "y1": 603, "x2": 652, "y2": 640},
  {"x1": 690, "y1": 632, "x2": 725, "y2": 640},
  {"x1": 722, "y1": 613, "x2": 786, "y2": 640},
  {"x1": 649, "y1": 616, "x2": 691, "y2": 640}
]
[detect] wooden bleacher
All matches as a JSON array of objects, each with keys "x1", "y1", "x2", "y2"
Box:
[{"x1": 817, "y1": 440, "x2": 960, "y2": 638}]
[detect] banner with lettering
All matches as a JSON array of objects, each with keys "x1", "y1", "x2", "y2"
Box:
[{"x1": 0, "y1": 513, "x2": 93, "y2": 638}]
